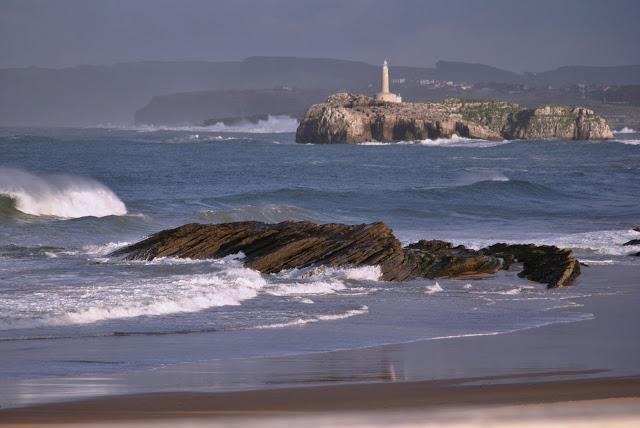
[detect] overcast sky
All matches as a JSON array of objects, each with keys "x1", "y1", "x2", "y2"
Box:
[{"x1": 1, "y1": 0, "x2": 638, "y2": 72}]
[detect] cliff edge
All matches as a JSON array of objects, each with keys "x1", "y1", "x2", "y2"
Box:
[{"x1": 295, "y1": 93, "x2": 614, "y2": 144}]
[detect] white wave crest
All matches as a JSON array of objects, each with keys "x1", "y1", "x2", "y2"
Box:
[
  {"x1": 255, "y1": 305, "x2": 369, "y2": 329},
  {"x1": 614, "y1": 127, "x2": 636, "y2": 134},
  {"x1": 616, "y1": 139, "x2": 640, "y2": 145},
  {"x1": 0, "y1": 168, "x2": 127, "y2": 218},
  {"x1": 130, "y1": 115, "x2": 299, "y2": 134}
]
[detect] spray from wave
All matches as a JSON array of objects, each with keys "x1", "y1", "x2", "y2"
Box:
[
  {"x1": 0, "y1": 168, "x2": 127, "y2": 218},
  {"x1": 129, "y1": 115, "x2": 299, "y2": 134},
  {"x1": 614, "y1": 127, "x2": 636, "y2": 134}
]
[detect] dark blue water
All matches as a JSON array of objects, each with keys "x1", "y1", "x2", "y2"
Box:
[{"x1": 1, "y1": 125, "x2": 639, "y2": 390}]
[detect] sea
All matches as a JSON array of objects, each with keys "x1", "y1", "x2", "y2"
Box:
[{"x1": 1, "y1": 117, "x2": 639, "y2": 406}]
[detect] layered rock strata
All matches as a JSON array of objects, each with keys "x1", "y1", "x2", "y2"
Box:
[{"x1": 113, "y1": 221, "x2": 580, "y2": 288}]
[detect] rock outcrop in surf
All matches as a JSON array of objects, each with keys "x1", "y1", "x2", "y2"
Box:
[
  {"x1": 112, "y1": 221, "x2": 580, "y2": 288},
  {"x1": 295, "y1": 93, "x2": 614, "y2": 144},
  {"x1": 480, "y1": 243, "x2": 580, "y2": 288}
]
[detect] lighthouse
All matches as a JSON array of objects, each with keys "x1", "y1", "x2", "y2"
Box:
[{"x1": 375, "y1": 60, "x2": 402, "y2": 103}]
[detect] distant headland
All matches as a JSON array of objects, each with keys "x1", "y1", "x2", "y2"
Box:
[{"x1": 295, "y1": 61, "x2": 614, "y2": 144}]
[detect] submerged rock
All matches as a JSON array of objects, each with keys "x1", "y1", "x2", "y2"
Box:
[
  {"x1": 622, "y1": 239, "x2": 640, "y2": 246},
  {"x1": 113, "y1": 221, "x2": 581, "y2": 288},
  {"x1": 295, "y1": 93, "x2": 614, "y2": 144},
  {"x1": 481, "y1": 243, "x2": 581, "y2": 288}
]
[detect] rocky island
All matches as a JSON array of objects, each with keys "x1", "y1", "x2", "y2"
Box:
[
  {"x1": 295, "y1": 92, "x2": 614, "y2": 144},
  {"x1": 112, "y1": 220, "x2": 580, "y2": 288}
]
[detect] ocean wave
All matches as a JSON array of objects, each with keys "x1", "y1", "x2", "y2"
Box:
[
  {"x1": 615, "y1": 139, "x2": 640, "y2": 145},
  {"x1": 196, "y1": 204, "x2": 321, "y2": 223},
  {"x1": 165, "y1": 134, "x2": 238, "y2": 144},
  {"x1": 127, "y1": 115, "x2": 299, "y2": 134},
  {"x1": 614, "y1": 127, "x2": 637, "y2": 134},
  {"x1": 212, "y1": 179, "x2": 566, "y2": 209},
  {"x1": 0, "y1": 263, "x2": 266, "y2": 329},
  {"x1": 255, "y1": 305, "x2": 369, "y2": 329},
  {"x1": 0, "y1": 255, "x2": 379, "y2": 329},
  {"x1": 0, "y1": 167, "x2": 127, "y2": 219}
]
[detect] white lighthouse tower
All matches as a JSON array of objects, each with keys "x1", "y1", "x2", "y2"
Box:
[{"x1": 375, "y1": 60, "x2": 402, "y2": 103}]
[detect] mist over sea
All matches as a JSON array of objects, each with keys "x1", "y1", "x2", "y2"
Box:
[{"x1": 1, "y1": 123, "x2": 639, "y2": 405}]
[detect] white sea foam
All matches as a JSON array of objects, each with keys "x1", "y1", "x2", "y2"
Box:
[
  {"x1": 127, "y1": 115, "x2": 299, "y2": 134},
  {"x1": 255, "y1": 305, "x2": 369, "y2": 329},
  {"x1": 425, "y1": 282, "x2": 444, "y2": 294},
  {"x1": 497, "y1": 288, "x2": 522, "y2": 295},
  {"x1": 616, "y1": 139, "x2": 640, "y2": 145},
  {"x1": 0, "y1": 265, "x2": 266, "y2": 329},
  {"x1": 0, "y1": 168, "x2": 127, "y2": 218},
  {"x1": 265, "y1": 265, "x2": 381, "y2": 297},
  {"x1": 580, "y1": 259, "x2": 616, "y2": 265},
  {"x1": 82, "y1": 241, "x2": 131, "y2": 256},
  {"x1": 277, "y1": 265, "x2": 382, "y2": 282},
  {"x1": 265, "y1": 280, "x2": 347, "y2": 296},
  {"x1": 358, "y1": 135, "x2": 510, "y2": 148},
  {"x1": 614, "y1": 127, "x2": 637, "y2": 134}
]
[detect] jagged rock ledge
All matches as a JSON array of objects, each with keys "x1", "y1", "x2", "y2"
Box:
[
  {"x1": 295, "y1": 93, "x2": 614, "y2": 144},
  {"x1": 112, "y1": 221, "x2": 580, "y2": 288}
]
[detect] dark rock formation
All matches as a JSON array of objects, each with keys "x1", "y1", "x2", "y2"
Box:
[
  {"x1": 403, "y1": 240, "x2": 500, "y2": 279},
  {"x1": 481, "y1": 243, "x2": 581, "y2": 288},
  {"x1": 112, "y1": 221, "x2": 412, "y2": 281},
  {"x1": 623, "y1": 239, "x2": 640, "y2": 246},
  {"x1": 295, "y1": 93, "x2": 614, "y2": 144},
  {"x1": 113, "y1": 221, "x2": 581, "y2": 288}
]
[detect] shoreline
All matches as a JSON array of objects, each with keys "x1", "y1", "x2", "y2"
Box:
[
  {"x1": 1, "y1": 264, "x2": 639, "y2": 424},
  {"x1": 1, "y1": 375, "x2": 639, "y2": 425}
]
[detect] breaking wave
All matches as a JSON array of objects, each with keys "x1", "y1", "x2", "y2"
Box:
[
  {"x1": 0, "y1": 168, "x2": 127, "y2": 218},
  {"x1": 614, "y1": 127, "x2": 636, "y2": 134},
  {"x1": 0, "y1": 256, "x2": 380, "y2": 330}
]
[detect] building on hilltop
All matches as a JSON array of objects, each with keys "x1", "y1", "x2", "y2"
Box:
[{"x1": 375, "y1": 60, "x2": 402, "y2": 103}]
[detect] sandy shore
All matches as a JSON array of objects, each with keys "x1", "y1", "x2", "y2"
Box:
[{"x1": 1, "y1": 375, "x2": 640, "y2": 426}]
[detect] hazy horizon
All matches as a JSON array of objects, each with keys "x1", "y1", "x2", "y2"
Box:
[
  {"x1": 1, "y1": 0, "x2": 639, "y2": 72},
  {"x1": 2, "y1": 55, "x2": 640, "y2": 74}
]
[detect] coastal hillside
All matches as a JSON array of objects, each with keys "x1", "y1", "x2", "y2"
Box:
[{"x1": 2, "y1": 57, "x2": 639, "y2": 127}]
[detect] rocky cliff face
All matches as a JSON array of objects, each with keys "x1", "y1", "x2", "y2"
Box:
[
  {"x1": 295, "y1": 93, "x2": 614, "y2": 144},
  {"x1": 112, "y1": 220, "x2": 580, "y2": 288}
]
